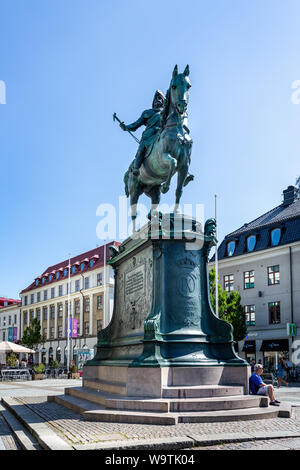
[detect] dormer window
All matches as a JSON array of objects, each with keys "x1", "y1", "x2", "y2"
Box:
[
  {"x1": 35, "y1": 280, "x2": 39, "y2": 286},
  {"x1": 49, "y1": 275, "x2": 52, "y2": 282},
  {"x1": 271, "y1": 228, "x2": 281, "y2": 247},
  {"x1": 81, "y1": 263, "x2": 85, "y2": 271},
  {"x1": 247, "y1": 235, "x2": 256, "y2": 252},
  {"x1": 227, "y1": 241, "x2": 236, "y2": 257},
  {"x1": 72, "y1": 266, "x2": 76, "y2": 274},
  {"x1": 56, "y1": 272, "x2": 60, "y2": 280},
  {"x1": 89, "y1": 259, "x2": 94, "y2": 268},
  {"x1": 64, "y1": 268, "x2": 68, "y2": 277},
  {"x1": 42, "y1": 277, "x2": 45, "y2": 284}
]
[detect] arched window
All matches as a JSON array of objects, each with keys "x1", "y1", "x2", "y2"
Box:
[
  {"x1": 247, "y1": 235, "x2": 256, "y2": 252},
  {"x1": 227, "y1": 241, "x2": 236, "y2": 257},
  {"x1": 271, "y1": 228, "x2": 281, "y2": 246}
]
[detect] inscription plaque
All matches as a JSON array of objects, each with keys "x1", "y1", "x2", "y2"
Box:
[{"x1": 125, "y1": 264, "x2": 145, "y2": 299}]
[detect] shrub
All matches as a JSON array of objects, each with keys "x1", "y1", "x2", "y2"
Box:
[{"x1": 33, "y1": 363, "x2": 45, "y2": 374}]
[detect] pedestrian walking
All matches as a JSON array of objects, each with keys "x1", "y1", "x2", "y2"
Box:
[{"x1": 277, "y1": 357, "x2": 289, "y2": 388}]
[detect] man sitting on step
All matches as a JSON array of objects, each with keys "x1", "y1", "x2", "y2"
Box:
[{"x1": 249, "y1": 364, "x2": 280, "y2": 406}]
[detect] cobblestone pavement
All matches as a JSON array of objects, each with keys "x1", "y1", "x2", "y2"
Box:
[
  {"x1": 11, "y1": 396, "x2": 300, "y2": 447},
  {"x1": 2, "y1": 380, "x2": 300, "y2": 449}
]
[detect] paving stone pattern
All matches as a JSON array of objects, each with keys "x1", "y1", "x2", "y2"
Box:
[{"x1": 15, "y1": 396, "x2": 300, "y2": 447}]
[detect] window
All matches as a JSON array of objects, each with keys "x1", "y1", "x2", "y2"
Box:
[
  {"x1": 3, "y1": 317, "x2": 6, "y2": 326},
  {"x1": 97, "y1": 273, "x2": 103, "y2": 286},
  {"x1": 50, "y1": 327, "x2": 55, "y2": 339},
  {"x1": 56, "y1": 272, "x2": 60, "y2": 280},
  {"x1": 97, "y1": 320, "x2": 103, "y2": 331},
  {"x1": 24, "y1": 312, "x2": 28, "y2": 324},
  {"x1": 24, "y1": 296, "x2": 28, "y2": 306},
  {"x1": 43, "y1": 328, "x2": 47, "y2": 338},
  {"x1": 75, "y1": 280, "x2": 80, "y2": 292},
  {"x1": 2, "y1": 332, "x2": 5, "y2": 341},
  {"x1": 64, "y1": 268, "x2": 68, "y2": 277},
  {"x1": 97, "y1": 295, "x2": 103, "y2": 310},
  {"x1": 4, "y1": 301, "x2": 8, "y2": 307},
  {"x1": 35, "y1": 279, "x2": 39, "y2": 287},
  {"x1": 244, "y1": 271, "x2": 255, "y2": 289},
  {"x1": 72, "y1": 266, "x2": 76, "y2": 274},
  {"x1": 43, "y1": 307, "x2": 48, "y2": 321},
  {"x1": 31, "y1": 294, "x2": 34, "y2": 304},
  {"x1": 90, "y1": 259, "x2": 94, "y2": 268},
  {"x1": 84, "y1": 277, "x2": 90, "y2": 290},
  {"x1": 37, "y1": 309, "x2": 40, "y2": 321},
  {"x1": 49, "y1": 275, "x2": 52, "y2": 282},
  {"x1": 50, "y1": 305, "x2": 55, "y2": 319},
  {"x1": 30, "y1": 311, "x2": 34, "y2": 321},
  {"x1": 245, "y1": 305, "x2": 255, "y2": 326},
  {"x1": 81, "y1": 263, "x2": 85, "y2": 271},
  {"x1": 51, "y1": 287, "x2": 55, "y2": 299},
  {"x1": 75, "y1": 300, "x2": 80, "y2": 314},
  {"x1": 271, "y1": 228, "x2": 281, "y2": 247},
  {"x1": 224, "y1": 274, "x2": 234, "y2": 292},
  {"x1": 84, "y1": 322, "x2": 89, "y2": 335},
  {"x1": 59, "y1": 285, "x2": 63, "y2": 296},
  {"x1": 37, "y1": 292, "x2": 41, "y2": 303},
  {"x1": 42, "y1": 277, "x2": 45, "y2": 284},
  {"x1": 14, "y1": 314, "x2": 17, "y2": 324},
  {"x1": 247, "y1": 235, "x2": 256, "y2": 252},
  {"x1": 84, "y1": 297, "x2": 90, "y2": 313},
  {"x1": 58, "y1": 304, "x2": 63, "y2": 317},
  {"x1": 268, "y1": 265, "x2": 280, "y2": 285},
  {"x1": 8, "y1": 316, "x2": 11, "y2": 326},
  {"x1": 269, "y1": 301, "x2": 280, "y2": 324},
  {"x1": 227, "y1": 241, "x2": 236, "y2": 257},
  {"x1": 58, "y1": 326, "x2": 63, "y2": 338}
]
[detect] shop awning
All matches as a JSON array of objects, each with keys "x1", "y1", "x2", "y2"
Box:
[
  {"x1": 242, "y1": 340, "x2": 256, "y2": 352},
  {"x1": 260, "y1": 339, "x2": 289, "y2": 352}
]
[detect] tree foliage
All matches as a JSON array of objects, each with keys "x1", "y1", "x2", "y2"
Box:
[
  {"x1": 209, "y1": 267, "x2": 247, "y2": 342},
  {"x1": 21, "y1": 318, "x2": 46, "y2": 351}
]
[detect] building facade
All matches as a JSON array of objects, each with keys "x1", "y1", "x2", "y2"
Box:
[
  {"x1": 20, "y1": 242, "x2": 120, "y2": 366},
  {"x1": 213, "y1": 185, "x2": 300, "y2": 370},
  {"x1": 0, "y1": 298, "x2": 22, "y2": 342}
]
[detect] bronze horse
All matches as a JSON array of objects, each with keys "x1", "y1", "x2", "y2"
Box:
[{"x1": 124, "y1": 65, "x2": 193, "y2": 231}]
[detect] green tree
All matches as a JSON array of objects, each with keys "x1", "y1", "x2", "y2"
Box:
[
  {"x1": 21, "y1": 318, "x2": 46, "y2": 351},
  {"x1": 209, "y1": 267, "x2": 247, "y2": 342}
]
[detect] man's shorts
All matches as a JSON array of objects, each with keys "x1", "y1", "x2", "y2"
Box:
[{"x1": 257, "y1": 385, "x2": 271, "y2": 396}]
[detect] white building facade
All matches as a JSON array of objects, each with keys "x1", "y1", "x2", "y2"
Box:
[{"x1": 213, "y1": 185, "x2": 300, "y2": 371}]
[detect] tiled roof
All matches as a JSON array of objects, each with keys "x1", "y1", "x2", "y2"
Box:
[
  {"x1": 0, "y1": 298, "x2": 21, "y2": 308},
  {"x1": 212, "y1": 187, "x2": 300, "y2": 262},
  {"x1": 20, "y1": 241, "x2": 121, "y2": 294}
]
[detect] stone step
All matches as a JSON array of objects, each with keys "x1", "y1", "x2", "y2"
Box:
[
  {"x1": 162, "y1": 385, "x2": 244, "y2": 399},
  {"x1": 83, "y1": 378, "x2": 127, "y2": 396},
  {"x1": 65, "y1": 386, "x2": 265, "y2": 413},
  {"x1": 51, "y1": 394, "x2": 283, "y2": 425}
]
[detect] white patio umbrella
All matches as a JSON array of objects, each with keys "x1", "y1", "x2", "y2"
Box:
[{"x1": 0, "y1": 341, "x2": 35, "y2": 354}]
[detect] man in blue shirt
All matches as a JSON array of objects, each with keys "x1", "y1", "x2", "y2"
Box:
[{"x1": 249, "y1": 364, "x2": 280, "y2": 406}]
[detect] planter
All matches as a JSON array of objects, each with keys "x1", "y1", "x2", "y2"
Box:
[
  {"x1": 33, "y1": 374, "x2": 44, "y2": 380},
  {"x1": 71, "y1": 373, "x2": 80, "y2": 379}
]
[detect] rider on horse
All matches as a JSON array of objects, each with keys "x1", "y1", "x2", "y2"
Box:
[{"x1": 120, "y1": 90, "x2": 165, "y2": 176}]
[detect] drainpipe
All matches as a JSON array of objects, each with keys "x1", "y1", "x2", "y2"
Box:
[{"x1": 289, "y1": 246, "x2": 294, "y2": 364}]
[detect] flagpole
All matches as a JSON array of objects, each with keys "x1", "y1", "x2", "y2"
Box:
[
  {"x1": 103, "y1": 241, "x2": 106, "y2": 328},
  {"x1": 67, "y1": 254, "x2": 71, "y2": 370},
  {"x1": 215, "y1": 195, "x2": 219, "y2": 318}
]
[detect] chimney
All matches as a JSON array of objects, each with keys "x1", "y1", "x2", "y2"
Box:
[{"x1": 282, "y1": 185, "x2": 298, "y2": 207}]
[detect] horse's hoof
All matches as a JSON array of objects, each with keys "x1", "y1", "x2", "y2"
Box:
[
  {"x1": 183, "y1": 174, "x2": 194, "y2": 187},
  {"x1": 161, "y1": 184, "x2": 169, "y2": 194}
]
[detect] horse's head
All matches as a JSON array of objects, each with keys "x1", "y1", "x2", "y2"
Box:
[{"x1": 170, "y1": 64, "x2": 191, "y2": 115}]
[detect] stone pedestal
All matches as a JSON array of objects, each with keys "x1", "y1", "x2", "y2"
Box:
[{"x1": 84, "y1": 214, "x2": 249, "y2": 394}]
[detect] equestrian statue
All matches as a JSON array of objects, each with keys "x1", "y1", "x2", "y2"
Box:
[{"x1": 114, "y1": 65, "x2": 194, "y2": 231}]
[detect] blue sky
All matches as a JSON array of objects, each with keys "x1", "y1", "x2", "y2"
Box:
[{"x1": 0, "y1": 0, "x2": 300, "y2": 298}]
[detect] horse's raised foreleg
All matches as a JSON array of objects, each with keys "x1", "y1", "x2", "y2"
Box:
[
  {"x1": 161, "y1": 154, "x2": 177, "y2": 194},
  {"x1": 174, "y1": 164, "x2": 189, "y2": 213}
]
